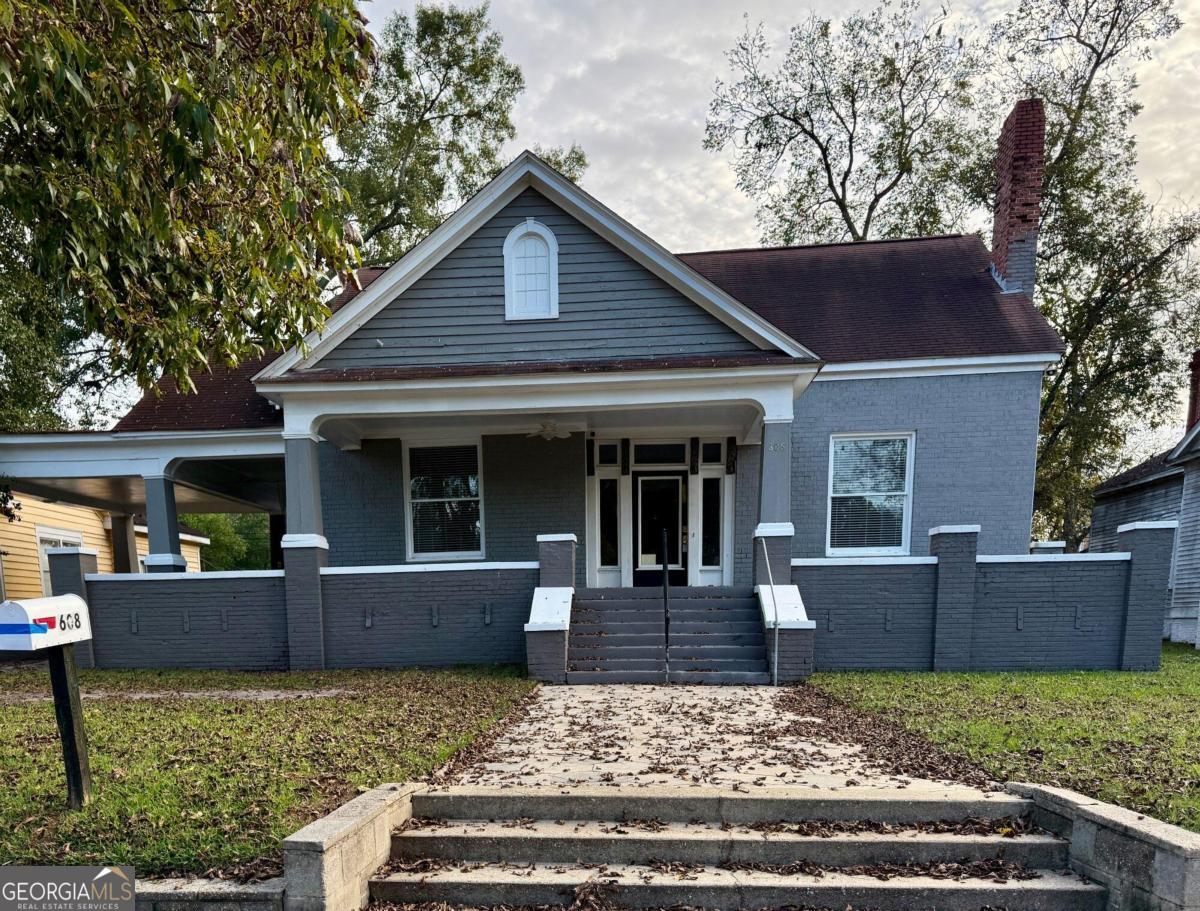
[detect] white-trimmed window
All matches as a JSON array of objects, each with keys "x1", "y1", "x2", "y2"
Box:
[
  {"x1": 37, "y1": 526, "x2": 85, "y2": 595},
  {"x1": 406, "y1": 443, "x2": 484, "y2": 559},
  {"x1": 827, "y1": 433, "x2": 914, "y2": 555},
  {"x1": 503, "y1": 219, "x2": 558, "y2": 321}
]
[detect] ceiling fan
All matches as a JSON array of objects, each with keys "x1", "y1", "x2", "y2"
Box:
[{"x1": 527, "y1": 421, "x2": 572, "y2": 441}]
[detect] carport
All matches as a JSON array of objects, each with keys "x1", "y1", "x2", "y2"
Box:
[{"x1": 0, "y1": 428, "x2": 285, "y2": 572}]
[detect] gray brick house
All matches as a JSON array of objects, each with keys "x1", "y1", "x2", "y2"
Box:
[{"x1": 0, "y1": 100, "x2": 1176, "y2": 679}]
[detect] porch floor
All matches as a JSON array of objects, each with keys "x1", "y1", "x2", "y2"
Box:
[{"x1": 446, "y1": 684, "x2": 994, "y2": 795}]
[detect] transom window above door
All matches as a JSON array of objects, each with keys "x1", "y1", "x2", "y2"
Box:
[
  {"x1": 503, "y1": 219, "x2": 559, "y2": 321},
  {"x1": 827, "y1": 433, "x2": 914, "y2": 555}
]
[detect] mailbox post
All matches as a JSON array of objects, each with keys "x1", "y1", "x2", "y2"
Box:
[{"x1": 0, "y1": 594, "x2": 94, "y2": 808}]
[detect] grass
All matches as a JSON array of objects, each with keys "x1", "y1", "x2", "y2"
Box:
[
  {"x1": 811, "y1": 643, "x2": 1200, "y2": 831},
  {"x1": 0, "y1": 664, "x2": 533, "y2": 878}
]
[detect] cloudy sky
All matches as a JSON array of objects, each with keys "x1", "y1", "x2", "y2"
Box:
[{"x1": 366, "y1": 0, "x2": 1200, "y2": 253}]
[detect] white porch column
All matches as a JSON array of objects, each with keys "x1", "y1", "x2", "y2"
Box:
[
  {"x1": 284, "y1": 436, "x2": 324, "y2": 536},
  {"x1": 143, "y1": 475, "x2": 186, "y2": 572},
  {"x1": 754, "y1": 419, "x2": 794, "y2": 585},
  {"x1": 282, "y1": 434, "x2": 328, "y2": 670}
]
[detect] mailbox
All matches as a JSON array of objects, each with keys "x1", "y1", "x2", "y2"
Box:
[
  {"x1": 0, "y1": 595, "x2": 92, "y2": 652},
  {"x1": 1, "y1": 593, "x2": 94, "y2": 808}
]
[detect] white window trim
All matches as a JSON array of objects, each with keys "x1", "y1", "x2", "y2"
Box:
[
  {"x1": 503, "y1": 218, "x2": 559, "y2": 321},
  {"x1": 403, "y1": 439, "x2": 485, "y2": 562},
  {"x1": 36, "y1": 525, "x2": 86, "y2": 596},
  {"x1": 826, "y1": 431, "x2": 916, "y2": 557}
]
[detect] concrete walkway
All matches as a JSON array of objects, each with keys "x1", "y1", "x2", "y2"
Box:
[{"x1": 450, "y1": 684, "x2": 993, "y2": 795}]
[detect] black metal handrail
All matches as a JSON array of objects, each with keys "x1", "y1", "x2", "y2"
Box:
[{"x1": 661, "y1": 527, "x2": 670, "y2": 683}]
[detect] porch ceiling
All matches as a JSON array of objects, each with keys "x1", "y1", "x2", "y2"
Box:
[{"x1": 318, "y1": 401, "x2": 763, "y2": 448}]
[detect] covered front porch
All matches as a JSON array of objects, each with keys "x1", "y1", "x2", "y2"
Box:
[{"x1": 270, "y1": 361, "x2": 811, "y2": 589}]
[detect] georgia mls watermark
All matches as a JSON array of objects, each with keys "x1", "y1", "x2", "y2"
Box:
[{"x1": 1, "y1": 867, "x2": 134, "y2": 911}]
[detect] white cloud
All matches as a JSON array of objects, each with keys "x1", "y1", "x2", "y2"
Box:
[{"x1": 362, "y1": 0, "x2": 1200, "y2": 249}]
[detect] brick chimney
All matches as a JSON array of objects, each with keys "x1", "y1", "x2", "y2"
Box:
[
  {"x1": 991, "y1": 98, "x2": 1045, "y2": 294},
  {"x1": 1187, "y1": 350, "x2": 1200, "y2": 430}
]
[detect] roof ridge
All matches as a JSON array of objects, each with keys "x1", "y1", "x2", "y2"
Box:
[{"x1": 677, "y1": 234, "x2": 969, "y2": 257}]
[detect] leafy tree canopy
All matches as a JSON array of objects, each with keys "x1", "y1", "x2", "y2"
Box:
[
  {"x1": 181, "y1": 513, "x2": 271, "y2": 571},
  {"x1": 708, "y1": 0, "x2": 1199, "y2": 546},
  {"x1": 707, "y1": 0, "x2": 982, "y2": 244},
  {"x1": 0, "y1": 0, "x2": 375, "y2": 391},
  {"x1": 335, "y1": 2, "x2": 587, "y2": 267}
]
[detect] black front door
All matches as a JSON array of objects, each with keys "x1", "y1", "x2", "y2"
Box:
[{"x1": 632, "y1": 471, "x2": 688, "y2": 586}]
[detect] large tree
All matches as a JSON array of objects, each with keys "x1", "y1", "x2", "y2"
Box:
[
  {"x1": 0, "y1": 0, "x2": 374, "y2": 391},
  {"x1": 335, "y1": 2, "x2": 587, "y2": 267},
  {"x1": 982, "y1": 0, "x2": 1200, "y2": 545},
  {"x1": 706, "y1": 0, "x2": 981, "y2": 244},
  {"x1": 709, "y1": 0, "x2": 1199, "y2": 546}
]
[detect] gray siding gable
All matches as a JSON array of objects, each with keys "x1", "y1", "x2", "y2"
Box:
[
  {"x1": 317, "y1": 188, "x2": 760, "y2": 369},
  {"x1": 1090, "y1": 475, "x2": 1183, "y2": 553}
]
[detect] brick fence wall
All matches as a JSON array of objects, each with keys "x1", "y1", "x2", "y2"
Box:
[
  {"x1": 34, "y1": 522, "x2": 1173, "y2": 674},
  {"x1": 321, "y1": 568, "x2": 537, "y2": 668},
  {"x1": 792, "y1": 523, "x2": 1174, "y2": 672},
  {"x1": 85, "y1": 573, "x2": 288, "y2": 670}
]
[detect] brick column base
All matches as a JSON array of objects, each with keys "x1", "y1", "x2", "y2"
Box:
[{"x1": 282, "y1": 535, "x2": 328, "y2": 671}]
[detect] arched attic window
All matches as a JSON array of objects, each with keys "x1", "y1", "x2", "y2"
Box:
[{"x1": 503, "y1": 218, "x2": 559, "y2": 321}]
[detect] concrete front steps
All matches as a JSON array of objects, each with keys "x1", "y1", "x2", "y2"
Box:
[
  {"x1": 567, "y1": 587, "x2": 771, "y2": 684},
  {"x1": 368, "y1": 786, "x2": 1107, "y2": 910}
]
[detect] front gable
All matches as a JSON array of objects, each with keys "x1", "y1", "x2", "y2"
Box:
[
  {"x1": 316, "y1": 188, "x2": 760, "y2": 369},
  {"x1": 257, "y1": 152, "x2": 813, "y2": 381}
]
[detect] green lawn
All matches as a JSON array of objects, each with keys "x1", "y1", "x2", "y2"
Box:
[
  {"x1": 0, "y1": 665, "x2": 533, "y2": 878},
  {"x1": 812, "y1": 643, "x2": 1200, "y2": 831}
]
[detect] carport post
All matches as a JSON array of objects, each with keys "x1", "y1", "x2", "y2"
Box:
[
  {"x1": 143, "y1": 475, "x2": 186, "y2": 572},
  {"x1": 110, "y1": 514, "x2": 138, "y2": 574}
]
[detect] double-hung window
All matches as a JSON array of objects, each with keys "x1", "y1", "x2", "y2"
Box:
[
  {"x1": 827, "y1": 433, "x2": 914, "y2": 555},
  {"x1": 407, "y1": 444, "x2": 483, "y2": 559}
]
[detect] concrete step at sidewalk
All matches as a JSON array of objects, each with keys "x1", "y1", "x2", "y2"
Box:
[
  {"x1": 369, "y1": 863, "x2": 1104, "y2": 910},
  {"x1": 411, "y1": 786, "x2": 1034, "y2": 825},
  {"x1": 566, "y1": 670, "x2": 668, "y2": 684},
  {"x1": 666, "y1": 670, "x2": 770, "y2": 684},
  {"x1": 391, "y1": 818, "x2": 1069, "y2": 868}
]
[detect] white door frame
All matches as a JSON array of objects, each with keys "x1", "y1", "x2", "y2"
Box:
[{"x1": 586, "y1": 438, "x2": 734, "y2": 587}]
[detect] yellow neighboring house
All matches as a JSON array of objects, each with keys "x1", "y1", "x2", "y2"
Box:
[{"x1": 0, "y1": 492, "x2": 207, "y2": 600}]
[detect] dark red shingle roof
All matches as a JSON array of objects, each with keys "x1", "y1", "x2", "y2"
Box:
[
  {"x1": 678, "y1": 235, "x2": 1063, "y2": 362},
  {"x1": 112, "y1": 239, "x2": 1062, "y2": 433}
]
